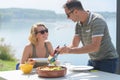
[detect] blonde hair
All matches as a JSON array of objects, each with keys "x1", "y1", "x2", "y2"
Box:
[{"x1": 28, "y1": 22, "x2": 47, "y2": 45}]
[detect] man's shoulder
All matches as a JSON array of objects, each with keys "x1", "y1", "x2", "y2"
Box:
[
  {"x1": 92, "y1": 12, "x2": 105, "y2": 20},
  {"x1": 89, "y1": 12, "x2": 106, "y2": 26}
]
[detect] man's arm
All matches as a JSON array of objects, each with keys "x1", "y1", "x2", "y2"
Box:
[
  {"x1": 60, "y1": 36, "x2": 102, "y2": 54},
  {"x1": 68, "y1": 35, "x2": 80, "y2": 48},
  {"x1": 69, "y1": 36, "x2": 102, "y2": 54}
]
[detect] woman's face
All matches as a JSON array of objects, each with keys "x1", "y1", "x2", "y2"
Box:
[{"x1": 36, "y1": 26, "x2": 48, "y2": 41}]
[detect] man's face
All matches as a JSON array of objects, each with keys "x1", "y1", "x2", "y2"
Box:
[{"x1": 64, "y1": 8, "x2": 79, "y2": 22}]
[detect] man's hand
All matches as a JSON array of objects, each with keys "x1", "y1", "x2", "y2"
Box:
[{"x1": 59, "y1": 46, "x2": 71, "y2": 54}]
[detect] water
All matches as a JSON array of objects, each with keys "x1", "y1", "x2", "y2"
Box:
[{"x1": 0, "y1": 14, "x2": 116, "y2": 65}]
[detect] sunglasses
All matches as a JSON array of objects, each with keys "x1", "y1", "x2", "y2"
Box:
[
  {"x1": 36, "y1": 29, "x2": 48, "y2": 35},
  {"x1": 66, "y1": 9, "x2": 74, "y2": 18}
]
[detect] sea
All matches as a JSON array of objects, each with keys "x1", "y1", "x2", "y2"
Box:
[{"x1": 0, "y1": 12, "x2": 116, "y2": 65}]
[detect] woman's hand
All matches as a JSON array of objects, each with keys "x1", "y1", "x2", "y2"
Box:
[{"x1": 27, "y1": 58, "x2": 36, "y2": 65}]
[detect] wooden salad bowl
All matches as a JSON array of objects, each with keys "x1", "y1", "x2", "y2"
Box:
[{"x1": 36, "y1": 66, "x2": 67, "y2": 78}]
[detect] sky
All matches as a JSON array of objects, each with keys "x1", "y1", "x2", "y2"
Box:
[{"x1": 0, "y1": 0, "x2": 116, "y2": 13}]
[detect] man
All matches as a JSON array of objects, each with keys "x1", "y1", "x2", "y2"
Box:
[{"x1": 59, "y1": 0, "x2": 119, "y2": 73}]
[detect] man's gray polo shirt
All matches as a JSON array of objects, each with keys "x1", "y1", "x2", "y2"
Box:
[{"x1": 75, "y1": 12, "x2": 118, "y2": 60}]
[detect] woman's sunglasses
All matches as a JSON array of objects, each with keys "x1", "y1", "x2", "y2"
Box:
[{"x1": 35, "y1": 29, "x2": 48, "y2": 35}]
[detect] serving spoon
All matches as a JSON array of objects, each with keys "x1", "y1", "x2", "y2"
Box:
[{"x1": 49, "y1": 45, "x2": 60, "y2": 64}]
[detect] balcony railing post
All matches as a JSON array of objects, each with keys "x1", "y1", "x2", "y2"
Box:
[{"x1": 116, "y1": 0, "x2": 120, "y2": 74}]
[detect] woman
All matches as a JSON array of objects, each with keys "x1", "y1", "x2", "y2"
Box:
[{"x1": 21, "y1": 22, "x2": 54, "y2": 68}]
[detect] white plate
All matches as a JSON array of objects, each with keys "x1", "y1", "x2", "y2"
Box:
[
  {"x1": 69, "y1": 65, "x2": 94, "y2": 72},
  {"x1": 32, "y1": 58, "x2": 48, "y2": 63}
]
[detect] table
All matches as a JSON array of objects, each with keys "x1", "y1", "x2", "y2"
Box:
[{"x1": 0, "y1": 69, "x2": 120, "y2": 80}]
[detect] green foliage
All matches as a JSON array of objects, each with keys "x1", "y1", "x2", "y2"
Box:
[
  {"x1": 0, "y1": 38, "x2": 16, "y2": 61},
  {"x1": 0, "y1": 59, "x2": 17, "y2": 71}
]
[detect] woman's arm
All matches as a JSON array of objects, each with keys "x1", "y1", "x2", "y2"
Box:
[
  {"x1": 46, "y1": 41, "x2": 54, "y2": 55},
  {"x1": 21, "y1": 44, "x2": 32, "y2": 64}
]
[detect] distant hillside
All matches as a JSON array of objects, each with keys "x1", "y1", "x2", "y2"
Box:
[
  {"x1": 0, "y1": 8, "x2": 66, "y2": 22},
  {"x1": 0, "y1": 8, "x2": 116, "y2": 22}
]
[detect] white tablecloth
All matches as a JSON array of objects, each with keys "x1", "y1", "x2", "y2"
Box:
[{"x1": 0, "y1": 69, "x2": 120, "y2": 80}]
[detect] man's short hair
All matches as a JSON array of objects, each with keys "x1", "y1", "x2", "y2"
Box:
[{"x1": 63, "y1": 0, "x2": 84, "y2": 10}]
